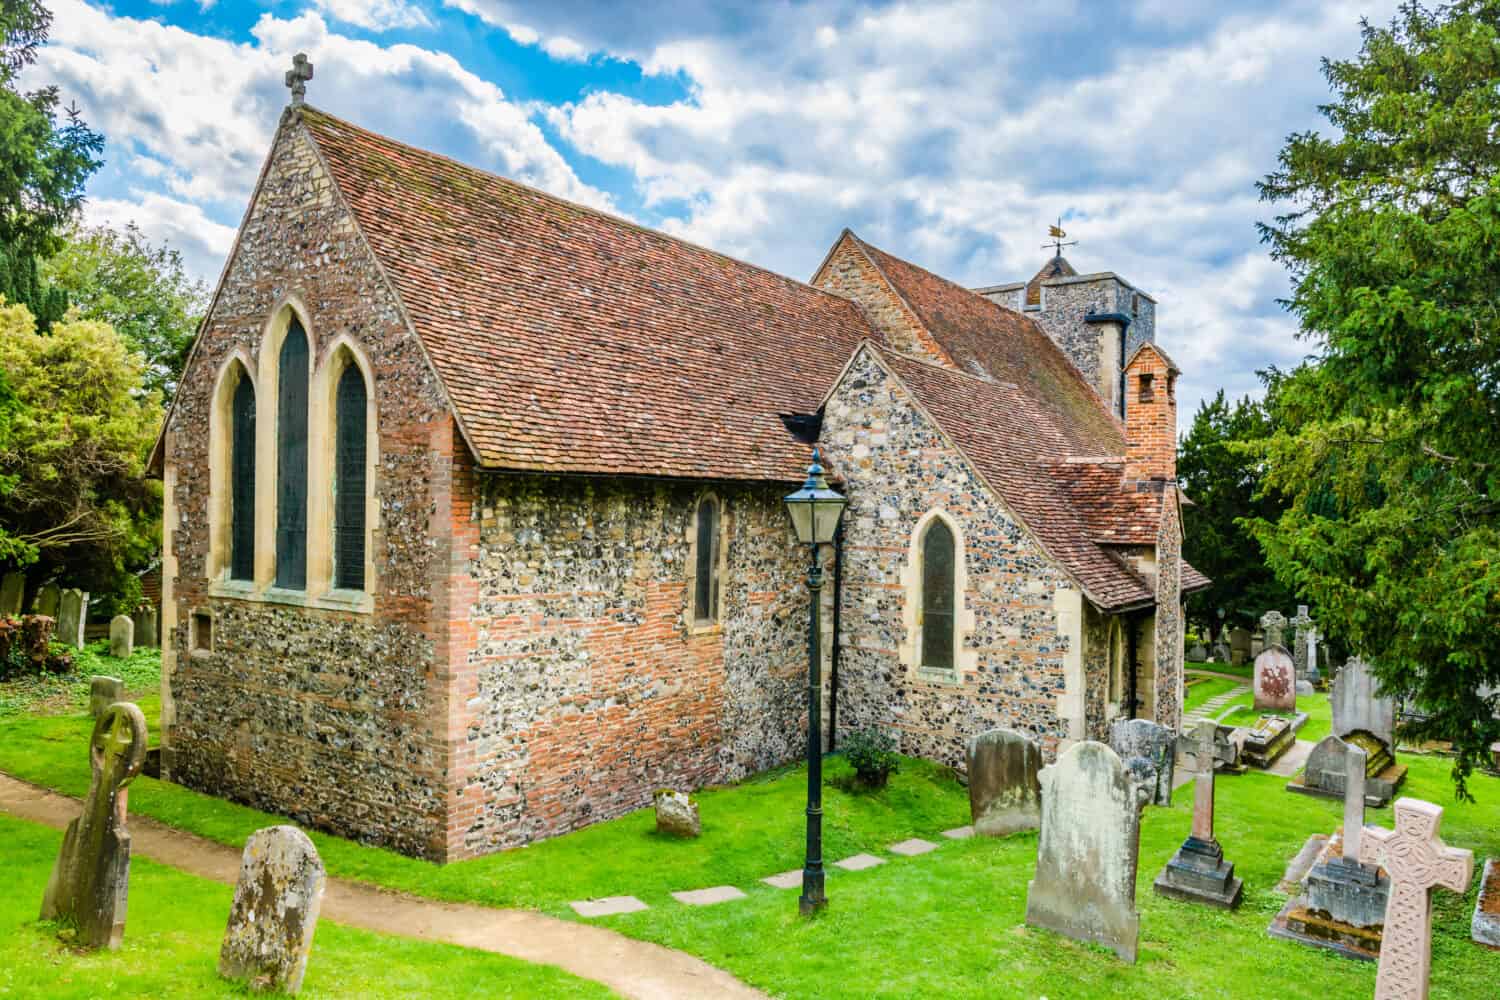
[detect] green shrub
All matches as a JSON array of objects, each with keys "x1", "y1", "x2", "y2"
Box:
[{"x1": 842, "y1": 728, "x2": 899, "y2": 789}]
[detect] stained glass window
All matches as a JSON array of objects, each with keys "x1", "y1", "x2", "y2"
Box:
[
  {"x1": 693, "y1": 497, "x2": 720, "y2": 622},
  {"x1": 229, "y1": 370, "x2": 256, "y2": 581},
  {"x1": 275, "y1": 319, "x2": 308, "y2": 589},
  {"x1": 333, "y1": 363, "x2": 367, "y2": 591},
  {"x1": 921, "y1": 520, "x2": 955, "y2": 671}
]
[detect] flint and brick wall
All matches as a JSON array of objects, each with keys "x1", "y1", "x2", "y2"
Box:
[
  {"x1": 448, "y1": 474, "x2": 809, "y2": 858},
  {"x1": 1153, "y1": 496, "x2": 1184, "y2": 732},
  {"x1": 163, "y1": 119, "x2": 456, "y2": 859},
  {"x1": 816, "y1": 236, "x2": 951, "y2": 365},
  {"x1": 819, "y1": 349, "x2": 1105, "y2": 763}
]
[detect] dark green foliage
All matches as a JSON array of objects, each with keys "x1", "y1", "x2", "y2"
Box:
[
  {"x1": 0, "y1": 614, "x2": 62, "y2": 680},
  {"x1": 1254, "y1": 1, "x2": 1500, "y2": 794},
  {"x1": 841, "y1": 728, "x2": 899, "y2": 789},
  {"x1": 1178, "y1": 387, "x2": 1295, "y2": 632}
]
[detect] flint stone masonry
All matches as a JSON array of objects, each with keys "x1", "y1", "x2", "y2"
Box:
[
  {"x1": 1025, "y1": 741, "x2": 1147, "y2": 963},
  {"x1": 1333, "y1": 657, "x2": 1396, "y2": 748},
  {"x1": 965, "y1": 728, "x2": 1043, "y2": 836},
  {"x1": 1110, "y1": 718, "x2": 1174, "y2": 807},
  {"x1": 0, "y1": 571, "x2": 24, "y2": 615},
  {"x1": 219, "y1": 826, "x2": 325, "y2": 995},
  {"x1": 90, "y1": 676, "x2": 124, "y2": 718},
  {"x1": 1253, "y1": 647, "x2": 1296, "y2": 713},
  {"x1": 109, "y1": 615, "x2": 134, "y2": 659},
  {"x1": 41, "y1": 702, "x2": 148, "y2": 950},
  {"x1": 57, "y1": 589, "x2": 87, "y2": 650}
]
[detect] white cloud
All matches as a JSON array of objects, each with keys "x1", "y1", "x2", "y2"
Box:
[
  {"x1": 84, "y1": 192, "x2": 238, "y2": 282},
  {"x1": 308, "y1": 0, "x2": 432, "y2": 32}
]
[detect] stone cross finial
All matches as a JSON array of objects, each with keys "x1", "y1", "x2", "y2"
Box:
[
  {"x1": 40, "y1": 702, "x2": 148, "y2": 949},
  {"x1": 1357, "y1": 798, "x2": 1474, "y2": 1000},
  {"x1": 1260, "y1": 610, "x2": 1287, "y2": 648},
  {"x1": 1290, "y1": 605, "x2": 1313, "y2": 629},
  {"x1": 285, "y1": 53, "x2": 313, "y2": 106}
]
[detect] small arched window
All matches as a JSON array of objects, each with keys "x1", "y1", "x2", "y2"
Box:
[
  {"x1": 333, "y1": 363, "x2": 367, "y2": 591},
  {"x1": 920, "y1": 519, "x2": 956, "y2": 671},
  {"x1": 1108, "y1": 619, "x2": 1126, "y2": 707},
  {"x1": 275, "y1": 318, "x2": 309, "y2": 590},
  {"x1": 229, "y1": 372, "x2": 256, "y2": 581},
  {"x1": 692, "y1": 496, "x2": 721, "y2": 623}
]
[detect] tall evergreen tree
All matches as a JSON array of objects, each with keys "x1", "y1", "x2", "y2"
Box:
[{"x1": 1255, "y1": 0, "x2": 1500, "y2": 793}]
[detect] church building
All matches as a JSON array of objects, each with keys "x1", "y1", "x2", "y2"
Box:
[{"x1": 150, "y1": 89, "x2": 1207, "y2": 861}]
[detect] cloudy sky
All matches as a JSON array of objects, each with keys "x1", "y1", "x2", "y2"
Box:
[{"x1": 30, "y1": 0, "x2": 1400, "y2": 429}]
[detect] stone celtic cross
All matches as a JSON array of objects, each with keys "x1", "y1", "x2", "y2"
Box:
[
  {"x1": 41, "y1": 702, "x2": 148, "y2": 949},
  {"x1": 285, "y1": 53, "x2": 313, "y2": 106},
  {"x1": 1260, "y1": 609, "x2": 1288, "y2": 648},
  {"x1": 1357, "y1": 797, "x2": 1473, "y2": 1000}
]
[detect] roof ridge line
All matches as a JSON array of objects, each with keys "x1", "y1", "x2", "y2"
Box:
[
  {"x1": 297, "y1": 104, "x2": 857, "y2": 307},
  {"x1": 843, "y1": 232, "x2": 959, "y2": 369}
]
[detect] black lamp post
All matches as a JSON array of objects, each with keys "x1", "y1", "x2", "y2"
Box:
[{"x1": 782, "y1": 448, "x2": 847, "y2": 916}]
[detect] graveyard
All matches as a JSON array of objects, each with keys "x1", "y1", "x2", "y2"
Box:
[{"x1": 2, "y1": 655, "x2": 1498, "y2": 998}]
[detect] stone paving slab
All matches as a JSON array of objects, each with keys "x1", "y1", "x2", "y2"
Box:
[
  {"x1": 571, "y1": 896, "x2": 649, "y2": 918},
  {"x1": 761, "y1": 870, "x2": 802, "y2": 890},
  {"x1": 1267, "y1": 739, "x2": 1315, "y2": 778},
  {"x1": 889, "y1": 838, "x2": 937, "y2": 856},
  {"x1": 833, "y1": 853, "x2": 885, "y2": 871},
  {"x1": 941, "y1": 825, "x2": 974, "y2": 840},
  {"x1": 671, "y1": 886, "x2": 747, "y2": 906}
]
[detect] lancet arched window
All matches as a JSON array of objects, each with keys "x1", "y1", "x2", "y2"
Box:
[
  {"x1": 275, "y1": 318, "x2": 309, "y2": 589},
  {"x1": 692, "y1": 495, "x2": 721, "y2": 623},
  {"x1": 920, "y1": 519, "x2": 956, "y2": 671},
  {"x1": 333, "y1": 362, "x2": 367, "y2": 591},
  {"x1": 229, "y1": 372, "x2": 256, "y2": 581}
]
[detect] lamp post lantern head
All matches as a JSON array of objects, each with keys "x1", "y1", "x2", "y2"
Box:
[{"x1": 783, "y1": 448, "x2": 846, "y2": 545}]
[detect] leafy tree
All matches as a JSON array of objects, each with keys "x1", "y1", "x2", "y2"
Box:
[
  {"x1": 0, "y1": 0, "x2": 103, "y2": 324},
  {"x1": 1178, "y1": 387, "x2": 1294, "y2": 635},
  {"x1": 0, "y1": 299, "x2": 160, "y2": 599},
  {"x1": 1254, "y1": 0, "x2": 1500, "y2": 794},
  {"x1": 44, "y1": 224, "x2": 208, "y2": 398}
]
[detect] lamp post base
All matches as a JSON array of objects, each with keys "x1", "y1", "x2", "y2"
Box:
[{"x1": 799, "y1": 877, "x2": 827, "y2": 916}]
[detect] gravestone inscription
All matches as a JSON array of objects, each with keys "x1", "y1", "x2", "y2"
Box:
[{"x1": 1253, "y1": 646, "x2": 1296, "y2": 713}]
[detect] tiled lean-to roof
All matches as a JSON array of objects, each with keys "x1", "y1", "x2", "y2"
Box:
[
  {"x1": 300, "y1": 106, "x2": 873, "y2": 482},
  {"x1": 291, "y1": 107, "x2": 1205, "y2": 609}
]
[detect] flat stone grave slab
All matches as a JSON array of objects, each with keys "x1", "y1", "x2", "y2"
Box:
[
  {"x1": 570, "y1": 896, "x2": 648, "y2": 917},
  {"x1": 761, "y1": 870, "x2": 802, "y2": 890},
  {"x1": 941, "y1": 826, "x2": 974, "y2": 840},
  {"x1": 888, "y1": 838, "x2": 937, "y2": 857},
  {"x1": 1278, "y1": 834, "x2": 1330, "y2": 894},
  {"x1": 833, "y1": 853, "x2": 885, "y2": 871},
  {"x1": 1268, "y1": 738, "x2": 1316, "y2": 778},
  {"x1": 671, "y1": 886, "x2": 747, "y2": 906},
  {"x1": 1473, "y1": 858, "x2": 1500, "y2": 950}
]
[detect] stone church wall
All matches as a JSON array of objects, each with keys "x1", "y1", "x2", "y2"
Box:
[
  {"x1": 162, "y1": 118, "x2": 457, "y2": 859},
  {"x1": 448, "y1": 474, "x2": 809, "y2": 858},
  {"x1": 819, "y1": 349, "x2": 1102, "y2": 763},
  {"x1": 1153, "y1": 496, "x2": 1185, "y2": 731}
]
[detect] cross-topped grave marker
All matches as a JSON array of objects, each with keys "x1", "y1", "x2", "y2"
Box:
[
  {"x1": 1153, "y1": 720, "x2": 1242, "y2": 908},
  {"x1": 1260, "y1": 609, "x2": 1288, "y2": 649},
  {"x1": 285, "y1": 53, "x2": 313, "y2": 107},
  {"x1": 1358, "y1": 798, "x2": 1474, "y2": 1000},
  {"x1": 41, "y1": 702, "x2": 148, "y2": 949}
]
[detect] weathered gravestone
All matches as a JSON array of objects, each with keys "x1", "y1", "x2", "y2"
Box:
[
  {"x1": 1260, "y1": 609, "x2": 1288, "y2": 648},
  {"x1": 108, "y1": 615, "x2": 133, "y2": 659},
  {"x1": 1239, "y1": 713, "x2": 1298, "y2": 769},
  {"x1": 1253, "y1": 645, "x2": 1296, "y2": 713},
  {"x1": 40, "y1": 702, "x2": 148, "y2": 950},
  {"x1": 966, "y1": 728, "x2": 1042, "y2": 836},
  {"x1": 1332, "y1": 656, "x2": 1396, "y2": 748},
  {"x1": 654, "y1": 789, "x2": 700, "y2": 838},
  {"x1": 1473, "y1": 858, "x2": 1500, "y2": 950},
  {"x1": 1154, "y1": 720, "x2": 1242, "y2": 908},
  {"x1": 1358, "y1": 798, "x2": 1473, "y2": 1000},
  {"x1": 89, "y1": 676, "x2": 124, "y2": 718},
  {"x1": 1272, "y1": 743, "x2": 1391, "y2": 960},
  {"x1": 1211, "y1": 639, "x2": 1232, "y2": 665},
  {"x1": 1290, "y1": 605, "x2": 1319, "y2": 693},
  {"x1": 1109, "y1": 718, "x2": 1174, "y2": 807},
  {"x1": 1024, "y1": 741, "x2": 1147, "y2": 962},
  {"x1": 1228, "y1": 627, "x2": 1251, "y2": 666},
  {"x1": 131, "y1": 605, "x2": 158, "y2": 648},
  {"x1": 56, "y1": 589, "x2": 88, "y2": 649},
  {"x1": 32, "y1": 582, "x2": 59, "y2": 618},
  {"x1": 0, "y1": 571, "x2": 24, "y2": 616},
  {"x1": 219, "y1": 826, "x2": 326, "y2": 995},
  {"x1": 1187, "y1": 641, "x2": 1207, "y2": 663},
  {"x1": 1289, "y1": 732, "x2": 1405, "y2": 807}
]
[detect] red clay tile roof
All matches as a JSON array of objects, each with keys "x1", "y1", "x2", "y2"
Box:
[
  {"x1": 300, "y1": 106, "x2": 874, "y2": 482},
  {"x1": 1049, "y1": 460, "x2": 1164, "y2": 546}
]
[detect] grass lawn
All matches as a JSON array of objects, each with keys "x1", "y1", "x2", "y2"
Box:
[
  {"x1": 0, "y1": 814, "x2": 612, "y2": 999},
  {"x1": 4, "y1": 657, "x2": 1497, "y2": 998},
  {"x1": 1187, "y1": 659, "x2": 1253, "y2": 680},
  {"x1": 0, "y1": 641, "x2": 161, "y2": 718},
  {"x1": 1182, "y1": 676, "x2": 1239, "y2": 714}
]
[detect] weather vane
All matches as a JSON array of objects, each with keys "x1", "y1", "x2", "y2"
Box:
[{"x1": 1042, "y1": 217, "x2": 1078, "y2": 258}]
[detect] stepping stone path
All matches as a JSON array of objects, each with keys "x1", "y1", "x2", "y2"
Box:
[
  {"x1": 889, "y1": 838, "x2": 937, "y2": 856},
  {"x1": 833, "y1": 853, "x2": 885, "y2": 871},
  {"x1": 942, "y1": 826, "x2": 974, "y2": 839},
  {"x1": 570, "y1": 896, "x2": 648, "y2": 918},
  {"x1": 761, "y1": 870, "x2": 802, "y2": 890},
  {"x1": 1182, "y1": 682, "x2": 1251, "y2": 730},
  {"x1": 671, "y1": 886, "x2": 746, "y2": 906}
]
